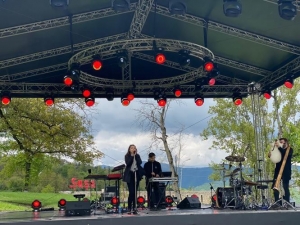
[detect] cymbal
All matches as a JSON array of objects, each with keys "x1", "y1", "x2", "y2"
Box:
[
  {"x1": 244, "y1": 180, "x2": 258, "y2": 186},
  {"x1": 232, "y1": 168, "x2": 240, "y2": 174},
  {"x1": 225, "y1": 155, "x2": 245, "y2": 162}
]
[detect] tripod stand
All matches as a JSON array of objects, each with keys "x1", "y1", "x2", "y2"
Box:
[{"x1": 268, "y1": 180, "x2": 297, "y2": 211}]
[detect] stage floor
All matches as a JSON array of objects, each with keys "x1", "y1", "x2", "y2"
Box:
[{"x1": 1, "y1": 206, "x2": 300, "y2": 225}]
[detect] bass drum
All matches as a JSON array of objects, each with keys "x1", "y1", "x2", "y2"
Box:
[{"x1": 215, "y1": 187, "x2": 235, "y2": 208}]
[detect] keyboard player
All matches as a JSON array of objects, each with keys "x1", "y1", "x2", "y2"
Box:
[{"x1": 144, "y1": 153, "x2": 162, "y2": 209}]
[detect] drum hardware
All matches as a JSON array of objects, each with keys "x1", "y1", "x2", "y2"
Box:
[{"x1": 225, "y1": 155, "x2": 245, "y2": 163}]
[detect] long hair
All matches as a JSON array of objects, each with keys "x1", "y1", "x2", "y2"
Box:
[{"x1": 126, "y1": 144, "x2": 137, "y2": 156}]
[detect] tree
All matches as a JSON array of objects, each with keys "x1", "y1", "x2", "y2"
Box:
[
  {"x1": 134, "y1": 100, "x2": 182, "y2": 199},
  {"x1": 0, "y1": 98, "x2": 103, "y2": 190}
]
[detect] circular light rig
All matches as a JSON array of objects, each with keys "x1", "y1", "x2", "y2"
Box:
[
  {"x1": 195, "y1": 96, "x2": 204, "y2": 106},
  {"x1": 63, "y1": 76, "x2": 73, "y2": 86},
  {"x1": 82, "y1": 88, "x2": 92, "y2": 98},
  {"x1": 31, "y1": 200, "x2": 42, "y2": 212},
  {"x1": 137, "y1": 196, "x2": 146, "y2": 207},
  {"x1": 58, "y1": 199, "x2": 67, "y2": 211},
  {"x1": 121, "y1": 98, "x2": 130, "y2": 106},
  {"x1": 92, "y1": 59, "x2": 102, "y2": 71},
  {"x1": 158, "y1": 98, "x2": 167, "y2": 107},
  {"x1": 263, "y1": 90, "x2": 272, "y2": 100},
  {"x1": 174, "y1": 88, "x2": 182, "y2": 98},
  {"x1": 203, "y1": 57, "x2": 214, "y2": 72},
  {"x1": 1, "y1": 95, "x2": 11, "y2": 105},
  {"x1": 85, "y1": 97, "x2": 95, "y2": 107},
  {"x1": 127, "y1": 92, "x2": 135, "y2": 101},
  {"x1": 44, "y1": 97, "x2": 54, "y2": 106},
  {"x1": 155, "y1": 53, "x2": 166, "y2": 65},
  {"x1": 284, "y1": 78, "x2": 294, "y2": 89},
  {"x1": 110, "y1": 196, "x2": 119, "y2": 206},
  {"x1": 233, "y1": 93, "x2": 243, "y2": 106}
]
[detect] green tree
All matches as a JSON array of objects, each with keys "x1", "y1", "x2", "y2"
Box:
[{"x1": 0, "y1": 98, "x2": 103, "y2": 190}]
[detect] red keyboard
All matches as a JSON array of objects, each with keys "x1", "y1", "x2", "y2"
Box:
[{"x1": 107, "y1": 173, "x2": 122, "y2": 180}]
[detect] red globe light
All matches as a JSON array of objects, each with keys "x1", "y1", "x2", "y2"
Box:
[
  {"x1": 1, "y1": 96, "x2": 11, "y2": 105},
  {"x1": 92, "y1": 60, "x2": 102, "y2": 71},
  {"x1": 234, "y1": 97, "x2": 243, "y2": 106},
  {"x1": 127, "y1": 93, "x2": 135, "y2": 101},
  {"x1": 165, "y1": 196, "x2": 174, "y2": 204},
  {"x1": 64, "y1": 76, "x2": 73, "y2": 86},
  {"x1": 85, "y1": 98, "x2": 95, "y2": 107},
  {"x1": 111, "y1": 197, "x2": 119, "y2": 205},
  {"x1": 158, "y1": 98, "x2": 166, "y2": 107},
  {"x1": 32, "y1": 200, "x2": 42, "y2": 209},
  {"x1": 155, "y1": 53, "x2": 166, "y2": 64},
  {"x1": 204, "y1": 61, "x2": 214, "y2": 72},
  {"x1": 122, "y1": 98, "x2": 130, "y2": 106},
  {"x1": 195, "y1": 98, "x2": 204, "y2": 106},
  {"x1": 137, "y1": 196, "x2": 145, "y2": 204},
  {"x1": 44, "y1": 98, "x2": 54, "y2": 106},
  {"x1": 208, "y1": 78, "x2": 216, "y2": 86},
  {"x1": 174, "y1": 89, "x2": 182, "y2": 97},
  {"x1": 263, "y1": 92, "x2": 271, "y2": 99},
  {"x1": 58, "y1": 199, "x2": 66, "y2": 207},
  {"x1": 284, "y1": 80, "x2": 293, "y2": 89},
  {"x1": 82, "y1": 89, "x2": 91, "y2": 98}
]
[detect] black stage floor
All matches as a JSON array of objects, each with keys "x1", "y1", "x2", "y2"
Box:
[{"x1": 0, "y1": 207, "x2": 300, "y2": 225}]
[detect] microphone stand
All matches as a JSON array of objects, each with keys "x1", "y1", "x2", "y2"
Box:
[
  {"x1": 209, "y1": 183, "x2": 216, "y2": 208},
  {"x1": 134, "y1": 154, "x2": 138, "y2": 214}
]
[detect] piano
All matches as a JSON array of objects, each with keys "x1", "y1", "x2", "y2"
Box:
[{"x1": 149, "y1": 177, "x2": 178, "y2": 182}]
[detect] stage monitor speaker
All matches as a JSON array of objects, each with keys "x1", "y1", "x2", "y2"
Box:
[
  {"x1": 177, "y1": 197, "x2": 201, "y2": 209},
  {"x1": 65, "y1": 201, "x2": 91, "y2": 216}
]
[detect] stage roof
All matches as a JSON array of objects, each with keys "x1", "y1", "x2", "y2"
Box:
[{"x1": 0, "y1": 0, "x2": 299, "y2": 99}]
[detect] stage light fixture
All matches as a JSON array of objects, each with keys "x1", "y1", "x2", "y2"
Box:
[
  {"x1": 85, "y1": 97, "x2": 95, "y2": 107},
  {"x1": 137, "y1": 196, "x2": 146, "y2": 208},
  {"x1": 233, "y1": 93, "x2": 243, "y2": 106},
  {"x1": 110, "y1": 196, "x2": 119, "y2": 206},
  {"x1": 121, "y1": 97, "x2": 130, "y2": 106},
  {"x1": 155, "y1": 53, "x2": 166, "y2": 65},
  {"x1": 44, "y1": 97, "x2": 54, "y2": 106},
  {"x1": 158, "y1": 98, "x2": 167, "y2": 107},
  {"x1": 112, "y1": 0, "x2": 130, "y2": 12},
  {"x1": 165, "y1": 196, "x2": 174, "y2": 207},
  {"x1": 278, "y1": 0, "x2": 297, "y2": 20},
  {"x1": 203, "y1": 57, "x2": 214, "y2": 72},
  {"x1": 127, "y1": 92, "x2": 135, "y2": 101},
  {"x1": 284, "y1": 78, "x2": 294, "y2": 89},
  {"x1": 168, "y1": 0, "x2": 187, "y2": 15},
  {"x1": 82, "y1": 88, "x2": 92, "y2": 98},
  {"x1": 194, "y1": 95, "x2": 204, "y2": 106},
  {"x1": 117, "y1": 50, "x2": 128, "y2": 68},
  {"x1": 223, "y1": 0, "x2": 242, "y2": 17},
  {"x1": 263, "y1": 90, "x2": 272, "y2": 100},
  {"x1": 106, "y1": 89, "x2": 114, "y2": 101},
  {"x1": 179, "y1": 50, "x2": 190, "y2": 67},
  {"x1": 174, "y1": 88, "x2": 182, "y2": 97},
  {"x1": 1, "y1": 92, "x2": 11, "y2": 105},
  {"x1": 50, "y1": 0, "x2": 69, "y2": 7},
  {"x1": 92, "y1": 55, "x2": 103, "y2": 71},
  {"x1": 32, "y1": 200, "x2": 42, "y2": 211},
  {"x1": 63, "y1": 75, "x2": 73, "y2": 86},
  {"x1": 58, "y1": 199, "x2": 67, "y2": 211}
]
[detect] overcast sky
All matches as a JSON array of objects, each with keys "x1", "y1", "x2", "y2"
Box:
[{"x1": 89, "y1": 98, "x2": 228, "y2": 168}]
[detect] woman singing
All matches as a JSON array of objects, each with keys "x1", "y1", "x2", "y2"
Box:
[{"x1": 123, "y1": 144, "x2": 143, "y2": 214}]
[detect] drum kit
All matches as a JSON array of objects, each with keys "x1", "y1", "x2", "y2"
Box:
[{"x1": 211, "y1": 155, "x2": 263, "y2": 210}]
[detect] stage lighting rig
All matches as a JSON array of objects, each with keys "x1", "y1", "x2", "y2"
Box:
[
  {"x1": 278, "y1": 0, "x2": 297, "y2": 20},
  {"x1": 233, "y1": 93, "x2": 243, "y2": 106},
  {"x1": 179, "y1": 50, "x2": 191, "y2": 67},
  {"x1": 263, "y1": 90, "x2": 272, "y2": 100},
  {"x1": 127, "y1": 92, "x2": 135, "y2": 101},
  {"x1": 117, "y1": 50, "x2": 128, "y2": 68},
  {"x1": 137, "y1": 196, "x2": 146, "y2": 208},
  {"x1": 121, "y1": 93, "x2": 130, "y2": 106},
  {"x1": 112, "y1": 0, "x2": 130, "y2": 12},
  {"x1": 165, "y1": 196, "x2": 174, "y2": 207},
  {"x1": 169, "y1": 0, "x2": 187, "y2": 15},
  {"x1": 44, "y1": 96, "x2": 54, "y2": 106},
  {"x1": 92, "y1": 55, "x2": 103, "y2": 71},
  {"x1": 154, "y1": 90, "x2": 167, "y2": 107},
  {"x1": 106, "y1": 89, "x2": 114, "y2": 101},
  {"x1": 32, "y1": 200, "x2": 42, "y2": 212},
  {"x1": 82, "y1": 88, "x2": 92, "y2": 98},
  {"x1": 50, "y1": 0, "x2": 69, "y2": 7},
  {"x1": 85, "y1": 97, "x2": 95, "y2": 107},
  {"x1": 110, "y1": 197, "x2": 119, "y2": 206},
  {"x1": 58, "y1": 199, "x2": 67, "y2": 211},
  {"x1": 174, "y1": 87, "x2": 182, "y2": 97},
  {"x1": 207, "y1": 66, "x2": 219, "y2": 86},
  {"x1": 153, "y1": 41, "x2": 166, "y2": 65},
  {"x1": 203, "y1": 57, "x2": 215, "y2": 72},
  {"x1": 1, "y1": 92, "x2": 11, "y2": 105},
  {"x1": 223, "y1": 0, "x2": 242, "y2": 17},
  {"x1": 194, "y1": 94, "x2": 204, "y2": 106}
]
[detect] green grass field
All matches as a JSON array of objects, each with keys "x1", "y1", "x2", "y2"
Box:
[{"x1": 0, "y1": 192, "x2": 76, "y2": 211}]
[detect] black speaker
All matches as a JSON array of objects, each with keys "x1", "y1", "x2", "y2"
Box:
[
  {"x1": 158, "y1": 183, "x2": 166, "y2": 207},
  {"x1": 65, "y1": 201, "x2": 91, "y2": 216},
  {"x1": 177, "y1": 197, "x2": 201, "y2": 209}
]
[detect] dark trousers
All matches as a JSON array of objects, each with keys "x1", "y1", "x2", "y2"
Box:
[
  {"x1": 272, "y1": 179, "x2": 290, "y2": 202},
  {"x1": 127, "y1": 172, "x2": 139, "y2": 210},
  {"x1": 146, "y1": 182, "x2": 159, "y2": 208}
]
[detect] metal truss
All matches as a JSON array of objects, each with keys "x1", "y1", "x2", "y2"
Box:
[
  {"x1": 153, "y1": 4, "x2": 300, "y2": 55},
  {"x1": 263, "y1": 0, "x2": 300, "y2": 11},
  {"x1": 69, "y1": 38, "x2": 214, "y2": 67},
  {"x1": 0, "y1": 33, "x2": 127, "y2": 69},
  {"x1": 122, "y1": 54, "x2": 132, "y2": 81},
  {"x1": 260, "y1": 56, "x2": 300, "y2": 88},
  {"x1": 128, "y1": 0, "x2": 154, "y2": 38},
  {"x1": 0, "y1": 63, "x2": 68, "y2": 82},
  {"x1": 0, "y1": 4, "x2": 137, "y2": 39},
  {"x1": 132, "y1": 52, "x2": 248, "y2": 85},
  {"x1": 0, "y1": 82, "x2": 248, "y2": 98}
]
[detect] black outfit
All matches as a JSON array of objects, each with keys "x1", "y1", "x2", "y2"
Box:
[
  {"x1": 144, "y1": 160, "x2": 162, "y2": 208},
  {"x1": 123, "y1": 154, "x2": 144, "y2": 211},
  {"x1": 272, "y1": 146, "x2": 293, "y2": 203}
]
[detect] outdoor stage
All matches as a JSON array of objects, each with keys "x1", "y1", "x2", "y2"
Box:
[{"x1": 1, "y1": 207, "x2": 300, "y2": 225}]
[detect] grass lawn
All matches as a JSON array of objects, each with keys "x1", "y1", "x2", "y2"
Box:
[{"x1": 0, "y1": 192, "x2": 76, "y2": 211}]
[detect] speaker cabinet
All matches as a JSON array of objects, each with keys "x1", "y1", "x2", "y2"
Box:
[
  {"x1": 177, "y1": 197, "x2": 201, "y2": 209},
  {"x1": 65, "y1": 201, "x2": 91, "y2": 216}
]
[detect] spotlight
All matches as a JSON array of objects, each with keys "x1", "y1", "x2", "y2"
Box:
[
  {"x1": 233, "y1": 93, "x2": 242, "y2": 106},
  {"x1": 112, "y1": 0, "x2": 130, "y2": 12},
  {"x1": 31, "y1": 200, "x2": 42, "y2": 211},
  {"x1": 174, "y1": 88, "x2": 182, "y2": 97},
  {"x1": 127, "y1": 92, "x2": 135, "y2": 101},
  {"x1": 165, "y1": 196, "x2": 174, "y2": 207},
  {"x1": 44, "y1": 97, "x2": 54, "y2": 106},
  {"x1": 284, "y1": 78, "x2": 294, "y2": 89},
  {"x1": 106, "y1": 89, "x2": 114, "y2": 101},
  {"x1": 1, "y1": 93, "x2": 11, "y2": 105},
  {"x1": 263, "y1": 90, "x2": 272, "y2": 100},
  {"x1": 203, "y1": 57, "x2": 214, "y2": 72},
  {"x1": 137, "y1": 196, "x2": 146, "y2": 208},
  {"x1": 82, "y1": 88, "x2": 92, "y2": 98},
  {"x1": 70, "y1": 63, "x2": 80, "y2": 76},
  {"x1": 117, "y1": 50, "x2": 128, "y2": 68},
  {"x1": 63, "y1": 75, "x2": 73, "y2": 86},
  {"x1": 278, "y1": 0, "x2": 297, "y2": 20},
  {"x1": 168, "y1": 0, "x2": 187, "y2": 15},
  {"x1": 121, "y1": 97, "x2": 130, "y2": 106},
  {"x1": 85, "y1": 97, "x2": 95, "y2": 107},
  {"x1": 110, "y1": 196, "x2": 119, "y2": 206},
  {"x1": 194, "y1": 95, "x2": 204, "y2": 106},
  {"x1": 92, "y1": 55, "x2": 103, "y2": 71},
  {"x1": 155, "y1": 53, "x2": 166, "y2": 65},
  {"x1": 58, "y1": 199, "x2": 67, "y2": 211},
  {"x1": 158, "y1": 98, "x2": 167, "y2": 107},
  {"x1": 50, "y1": 0, "x2": 69, "y2": 7},
  {"x1": 179, "y1": 50, "x2": 190, "y2": 67},
  {"x1": 223, "y1": 0, "x2": 242, "y2": 17}
]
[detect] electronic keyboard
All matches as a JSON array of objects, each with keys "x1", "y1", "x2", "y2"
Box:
[{"x1": 149, "y1": 177, "x2": 178, "y2": 182}]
